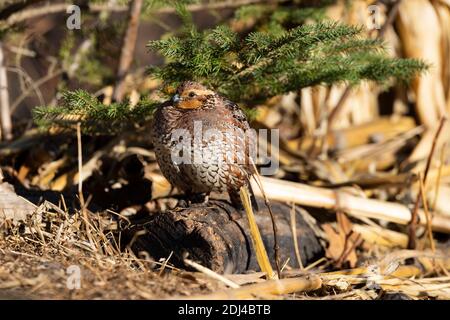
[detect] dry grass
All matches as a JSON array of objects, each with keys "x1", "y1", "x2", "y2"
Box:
[
  {"x1": 0, "y1": 203, "x2": 224, "y2": 300},
  {"x1": 1, "y1": 199, "x2": 449, "y2": 300}
]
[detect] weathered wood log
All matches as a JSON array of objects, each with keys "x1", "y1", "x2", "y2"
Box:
[{"x1": 125, "y1": 199, "x2": 324, "y2": 274}]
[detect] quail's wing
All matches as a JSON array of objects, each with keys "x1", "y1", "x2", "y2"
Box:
[
  {"x1": 221, "y1": 98, "x2": 251, "y2": 131},
  {"x1": 151, "y1": 100, "x2": 174, "y2": 142},
  {"x1": 219, "y1": 97, "x2": 256, "y2": 175}
]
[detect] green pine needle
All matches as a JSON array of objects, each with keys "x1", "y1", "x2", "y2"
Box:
[
  {"x1": 33, "y1": 90, "x2": 159, "y2": 135},
  {"x1": 148, "y1": 20, "x2": 427, "y2": 104},
  {"x1": 33, "y1": 1, "x2": 428, "y2": 135}
]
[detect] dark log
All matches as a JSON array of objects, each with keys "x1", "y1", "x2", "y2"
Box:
[{"x1": 124, "y1": 199, "x2": 324, "y2": 274}]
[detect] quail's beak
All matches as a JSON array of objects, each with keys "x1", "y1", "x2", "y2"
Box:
[{"x1": 172, "y1": 93, "x2": 181, "y2": 104}]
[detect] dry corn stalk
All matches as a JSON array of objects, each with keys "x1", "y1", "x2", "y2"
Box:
[
  {"x1": 396, "y1": 0, "x2": 447, "y2": 127},
  {"x1": 186, "y1": 275, "x2": 322, "y2": 300},
  {"x1": 240, "y1": 186, "x2": 275, "y2": 279},
  {"x1": 254, "y1": 177, "x2": 450, "y2": 233}
]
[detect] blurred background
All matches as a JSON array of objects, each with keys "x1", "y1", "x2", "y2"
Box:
[
  {"x1": 1, "y1": 0, "x2": 449, "y2": 214},
  {"x1": 0, "y1": 0, "x2": 450, "y2": 300}
]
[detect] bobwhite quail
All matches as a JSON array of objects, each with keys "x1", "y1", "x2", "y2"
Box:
[{"x1": 152, "y1": 81, "x2": 256, "y2": 207}]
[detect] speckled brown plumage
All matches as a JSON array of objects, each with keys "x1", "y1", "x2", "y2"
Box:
[{"x1": 151, "y1": 81, "x2": 255, "y2": 206}]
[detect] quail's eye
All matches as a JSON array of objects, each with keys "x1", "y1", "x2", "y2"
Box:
[{"x1": 188, "y1": 92, "x2": 196, "y2": 98}]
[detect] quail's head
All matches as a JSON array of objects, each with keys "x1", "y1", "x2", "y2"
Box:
[{"x1": 171, "y1": 81, "x2": 215, "y2": 110}]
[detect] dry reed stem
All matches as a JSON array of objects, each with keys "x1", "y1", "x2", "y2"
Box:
[
  {"x1": 76, "y1": 123, "x2": 96, "y2": 253},
  {"x1": 249, "y1": 158, "x2": 282, "y2": 279},
  {"x1": 240, "y1": 186, "x2": 275, "y2": 279},
  {"x1": 304, "y1": 257, "x2": 327, "y2": 271},
  {"x1": 158, "y1": 251, "x2": 173, "y2": 276},
  {"x1": 418, "y1": 172, "x2": 436, "y2": 252},
  {"x1": 322, "y1": 265, "x2": 422, "y2": 279},
  {"x1": 322, "y1": 271, "x2": 450, "y2": 299},
  {"x1": 253, "y1": 177, "x2": 450, "y2": 233},
  {"x1": 432, "y1": 142, "x2": 447, "y2": 212},
  {"x1": 408, "y1": 116, "x2": 447, "y2": 249},
  {"x1": 185, "y1": 275, "x2": 322, "y2": 300},
  {"x1": 289, "y1": 203, "x2": 303, "y2": 269},
  {"x1": 352, "y1": 224, "x2": 408, "y2": 248},
  {"x1": 184, "y1": 258, "x2": 240, "y2": 289}
]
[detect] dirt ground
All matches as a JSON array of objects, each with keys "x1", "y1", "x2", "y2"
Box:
[{"x1": 0, "y1": 236, "x2": 224, "y2": 300}]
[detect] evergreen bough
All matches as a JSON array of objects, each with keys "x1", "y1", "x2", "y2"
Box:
[
  {"x1": 33, "y1": 90, "x2": 158, "y2": 134},
  {"x1": 33, "y1": 1, "x2": 428, "y2": 134},
  {"x1": 148, "y1": 21, "x2": 427, "y2": 104}
]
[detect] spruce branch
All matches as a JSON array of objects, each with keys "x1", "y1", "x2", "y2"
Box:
[
  {"x1": 33, "y1": 90, "x2": 158, "y2": 135},
  {"x1": 32, "y1": 1, "x2": 428, "y2": 135},
  {"x1": 148, "y1": 20, "x2": 427, "y2": 104}
]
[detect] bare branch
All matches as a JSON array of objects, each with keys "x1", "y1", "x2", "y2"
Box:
[
  {"x1": 0, "y1": 0, "x2": 46, "y2": 20},
  {"x1": 2, "y1": 0, "x2": 284, "y2": 28},
  {"x1": 0, "y1": 41, "x2": 13, "y2": 141},
  {"x1": 112, "y1": 0, "x2": 143, "y2": 102}
]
